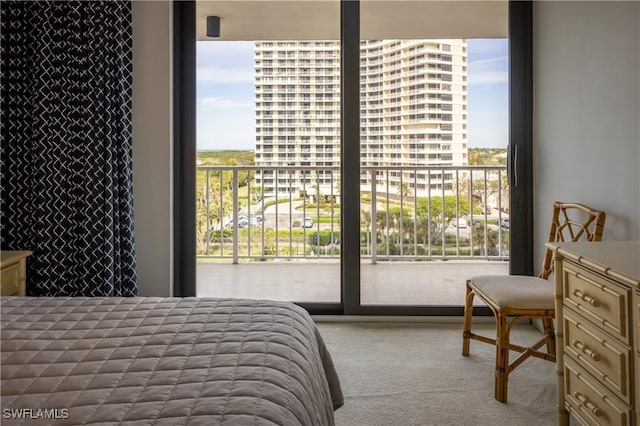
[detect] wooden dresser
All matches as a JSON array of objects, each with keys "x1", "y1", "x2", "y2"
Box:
[
  {"x1": 549, "y1": 241, "x2": 640, "y2": 426},
  {"x1": 0, "y1": 250, "x2": 32, "y2": 296}
]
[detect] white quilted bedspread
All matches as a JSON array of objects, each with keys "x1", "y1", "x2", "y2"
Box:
[{"x1": 1, "y1": 297, "x2": 343, "y2": 425}]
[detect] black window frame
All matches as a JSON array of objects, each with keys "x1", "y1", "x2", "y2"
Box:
[{"x1": 172, "y1": 0, "x2": 533, "y2": 316}]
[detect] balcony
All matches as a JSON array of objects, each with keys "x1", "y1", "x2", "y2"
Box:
[{"x1": 196, "y1": 165, "x2": 510, "y2": 305}]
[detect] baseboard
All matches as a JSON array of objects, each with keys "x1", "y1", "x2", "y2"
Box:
[{"x1": 312, "y1": 315, "x2": 496, "y2": 324}]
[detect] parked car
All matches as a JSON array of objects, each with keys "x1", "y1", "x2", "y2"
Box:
[
  {"x1": 500, "y1": 217, "x2": 510, "y2": 229},
  {"x1": 238, "y1": 215, "x2": 260, "y2": 226},
  {"x1": 249, "y1": 213, "x2": 263, "y2": 223},
  {"x1": 302, "y1": 217, "x2": 314, "y2": 228},
  {"x1": 454, "y1": 218, "x2": 467, "y2": 229},
  {"x1": 227, "y1": 215, "x2": 259, "y2": 229}
]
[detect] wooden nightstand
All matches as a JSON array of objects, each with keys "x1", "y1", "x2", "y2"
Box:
[{"x1": 1, "y1": 250, "x2": 32, "y2": 296}]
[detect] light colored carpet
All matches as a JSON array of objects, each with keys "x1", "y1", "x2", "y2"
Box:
[{"x1": 317, "y1": 322, "x2": 556, "y2": 426}]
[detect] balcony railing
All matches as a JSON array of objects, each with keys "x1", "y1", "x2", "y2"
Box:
[{"x1": 196, "y1": 165, "x2": 509, "y2": 263}]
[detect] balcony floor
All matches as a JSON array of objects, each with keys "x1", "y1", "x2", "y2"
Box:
[{"x1": 197, "y1": 260, "x2": 509, "y2": 305}]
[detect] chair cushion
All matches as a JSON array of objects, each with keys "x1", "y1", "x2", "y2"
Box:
[{"x1": 468, "y1": 275, "x2": 555, "y2": 310}]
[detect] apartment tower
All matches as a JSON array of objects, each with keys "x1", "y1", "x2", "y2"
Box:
[{"x1": 254, "y1": 40, "x2": 468, "y2": 199}]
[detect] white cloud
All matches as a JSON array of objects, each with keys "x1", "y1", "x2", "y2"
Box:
[
  {"x1": 199, "y1": 96, "x2": 254, "y2": 109},
  {"x1": 469, "y1": 55, "x2": 508, "y2": 67},
  {"x1": 468, "y1": 70, "x2": 508, "y2": 85},
  {"x1": 197, "y1": 65, "x2": 255, "y2": 83},
  {"x1": 468, "y1": 55, "x2": 508, "y2": 85},
  {"x1": 467, "y1": 39, "x2": 508, "y2": 60}
]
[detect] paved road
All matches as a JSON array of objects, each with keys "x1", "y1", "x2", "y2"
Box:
[
  {"x1": 233, "y1": 201, "x2": 509, "y2": 234},
  {"x1": 261, "y1": 200, "x2": 314, "y2": 229}
]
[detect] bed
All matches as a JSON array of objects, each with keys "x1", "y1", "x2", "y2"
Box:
[{"x1": 0, "y1": 297, "x2": 343, "y2": 425}]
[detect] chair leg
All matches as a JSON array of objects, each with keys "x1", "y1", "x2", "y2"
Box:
[
  {"x1": 542, "y1": 317, "x2": 556, "y2": 356},
  {"x1": 494, "y1": 313, "x2": 509, "y2": 403},
  {"x1": 462, "y1": 280, "x2": 474, "y2": 356}
]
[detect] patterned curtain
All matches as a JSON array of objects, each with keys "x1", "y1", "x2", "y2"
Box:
[{"x1": 0, "y1": 1, "x2": 138, "y2": 296}]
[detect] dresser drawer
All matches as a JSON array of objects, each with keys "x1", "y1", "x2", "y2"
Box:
[
  {"x1": 563, "y1": 309, "x2": 631, "y2": 404},
  {"x1": 563, "y1": 262, "x2": 630, "y2": 344},
  {"x1": 0, "y1": 263, "x2": 20, "y2": 296},
  {"x1": 564, "y1": 358, "x2": 631, "y2": 426}
]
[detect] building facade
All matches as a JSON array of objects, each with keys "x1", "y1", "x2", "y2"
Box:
[{"x1": 254, "y1": 39, "x2": 468, "y2": 199}]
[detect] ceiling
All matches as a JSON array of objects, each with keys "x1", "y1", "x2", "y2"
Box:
[{"x1": 196, "y1": 1, "x2": 508, "y2": 41}]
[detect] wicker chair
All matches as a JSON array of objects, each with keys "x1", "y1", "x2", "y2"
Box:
[{"x1": 461, "y1": 201, "x2": 606, "y2": 403}]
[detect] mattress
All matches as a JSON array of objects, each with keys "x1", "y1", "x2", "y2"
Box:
[{"x1": 1, "y1": 297, "x2": 343, "y2": 425}]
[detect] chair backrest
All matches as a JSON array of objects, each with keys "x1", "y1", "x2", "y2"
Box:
[{"x1": 539, "y1": 202, "x2": 606, "y2": 279}]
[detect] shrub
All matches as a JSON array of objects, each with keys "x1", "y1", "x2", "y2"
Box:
[
  {"x1": 208, "y1": 228, "x2": 233, "y2": 243},
  {"x1": 309, "y1": 230, "x2": 341, "y2": 246}
]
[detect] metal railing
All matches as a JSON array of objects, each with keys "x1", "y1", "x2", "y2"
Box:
[{"x1": 196, "y1": 165, "x2": 509, "y2": 263}]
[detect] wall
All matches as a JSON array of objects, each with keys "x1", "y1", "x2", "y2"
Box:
[
  {"x1": 129, "y1": 2, "x2": 639, "y2": 294},
  {"x1": 132, "y1": 2, "x2": 173, "y2": 296},
  {"x1": 533, "y1": 1, "x2": 640, "y2": 267}
]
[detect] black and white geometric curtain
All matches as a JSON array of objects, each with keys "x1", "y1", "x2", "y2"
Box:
[{"x1": 0, "y1": 0, "x2": 138, "y2": 296}]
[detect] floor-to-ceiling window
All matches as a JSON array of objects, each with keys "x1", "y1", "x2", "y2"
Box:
[
  {"x1": 358, "y1": 3, "x2": 511, "y2": 312},
  {"x1": 192, "y1": 2, "x2": 343, "y2": 312},
  {"x1": 176, "y1": 1, "x2": 532, "y2": 315}
]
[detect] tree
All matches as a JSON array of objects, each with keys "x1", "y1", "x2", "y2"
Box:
[
  {"x1": 464, "y1": 149, "x2": 509, "y2": 214},
  {"x1": 361, "y1": 210, "x2": 372, "y2": 254},
  {"x1": 250, "y1": 186, "x2": 262, "y2": 205},
  {"x1": 415, "y1": 195, "x2": 470, "y2": 244},
  {"x1": 312, "y1": 183, "x2": 323, "y2": 204},
  {"x1": 373, "y1": 209, "x2": 390, "y2": 253},
  {"x1": 457, "y1": 170, "x2": 501, "y2": 216},
  {"x1": 471, "y1": 225, "x2": 499, "y2": 255},
  {"x1": 387, "y1": 205, "x2": 413, "y2": 244},
  {"x1": 398, "y1": 182, "x2": 412, "y2": 199},
  {"x1": 196, "y1": 170, "x2": 233, "y2": 254}
]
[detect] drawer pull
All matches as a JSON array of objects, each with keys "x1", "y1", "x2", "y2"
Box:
[
  {"x1": 572, "y1": 340, "x2": 601, "y2": 361},
  {"x1": 573, "y1": 392, "x2": 603, "y2": 417},
  {"x1": 572, "y1": 289, "x2": 601, "y2": 307}
]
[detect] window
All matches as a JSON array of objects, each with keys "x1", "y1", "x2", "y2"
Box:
[{"x1": 177, "y1": 1, "x2": 532, "y2": 313}]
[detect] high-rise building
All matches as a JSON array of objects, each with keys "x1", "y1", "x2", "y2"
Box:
[{"x1": 254, "y1": 39, "x2": 468, "y2": 199}]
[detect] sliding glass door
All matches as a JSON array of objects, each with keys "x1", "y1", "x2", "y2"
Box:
[
  {"x1": 176, "y1": 1, "x2": 532, "y2": 315},
  {"x1": 192, "y1": 1, "x2": 343, "y2": 310},
  {"x1": 356, "y1": 2, "x2": 512, "y2": 312}
]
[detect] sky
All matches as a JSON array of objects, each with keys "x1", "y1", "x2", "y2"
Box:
[{"x1": 196, "y1": 38, "x2": 508, "y2": 151}]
